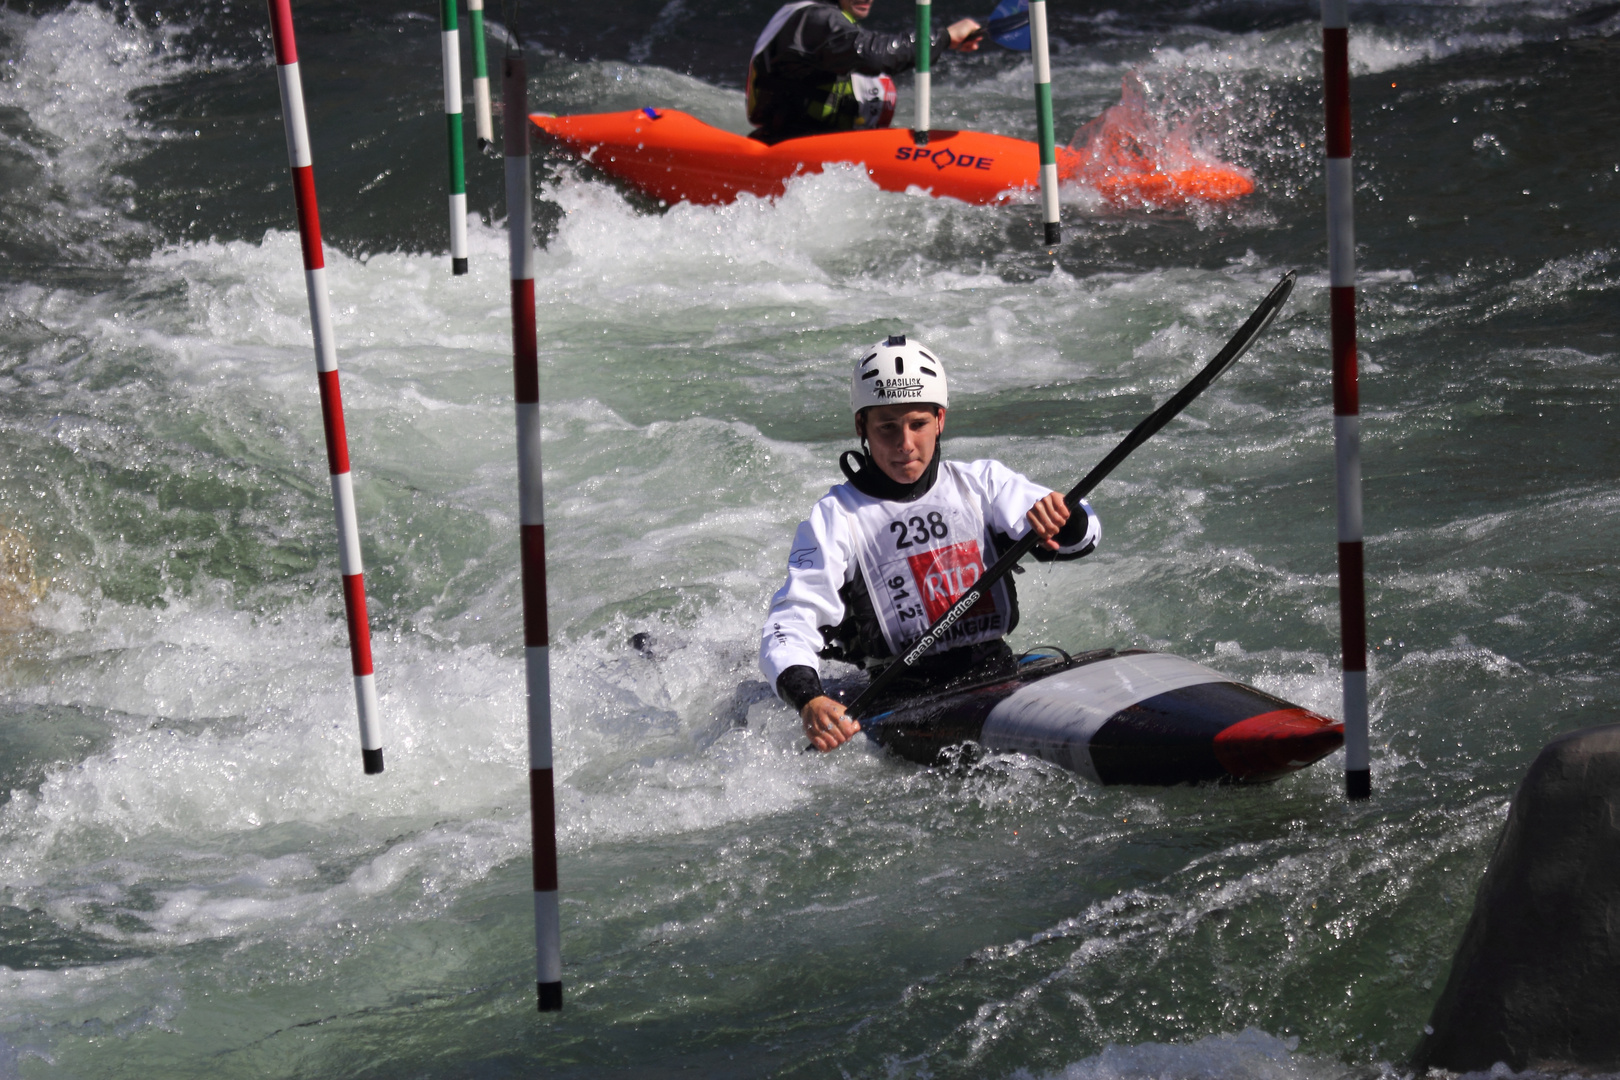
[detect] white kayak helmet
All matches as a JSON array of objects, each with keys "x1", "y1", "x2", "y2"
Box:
[{"x1": 850, "y1": 335, "x2": 949, "y2": 415}]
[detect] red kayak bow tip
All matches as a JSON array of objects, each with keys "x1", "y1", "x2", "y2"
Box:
[{"x1": 1212, "y1": 708, "x2": 1346, "y2": 782}]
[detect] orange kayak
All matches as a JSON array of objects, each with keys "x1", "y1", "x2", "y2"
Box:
[{"x1": 530, "y1": 108, "x2": 1254, "y2": 208}]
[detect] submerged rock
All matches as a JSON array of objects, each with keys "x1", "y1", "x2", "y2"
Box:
[
  {"x1": 1413, "y1": 723, "x2": 1620, "y2": 1073},
  {"x1": 0, "y1": 525, "x2": 47, "y2": 633}
]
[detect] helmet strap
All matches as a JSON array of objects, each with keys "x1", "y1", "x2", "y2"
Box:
[{"x1": 839, "y1": 442, "x2": 942, "y2": 503}]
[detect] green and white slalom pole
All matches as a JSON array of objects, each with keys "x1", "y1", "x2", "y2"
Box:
[
  {"x1": 914, "y1": 0, "x2": 931, "y2": 144},
  {"x1": 1029, "y1": 0, "x2": 1060, "y2": 246},
  {"x1": 469, "y1": 0, "x2": 494, "y2": 149},
  {"x1": 440, "y1": 0, "x2": 469, "y2": 275}
]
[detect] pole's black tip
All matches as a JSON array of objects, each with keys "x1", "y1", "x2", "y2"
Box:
[
  {"x1": 362, "y1": 747, "x2": 385, "y2": 774},
  {"x1": 912, "y1": 129, "x2": 929, "y2": 146},
  {"x1": 1346, "y1": 769, "x2": 1371, "y2": 800},
  {"x1": 538, "y1": 981, "x2": 563, "y2": 1012},
  {"x1": 477, "y1": 138, "x2": 492, "y2": 151},
  {"x1": 452, "y1": 257, "x2": 469, "y2": 276},
  {"x1": 1044, "y1": 221, "x2": 1062, "y2": 246}
]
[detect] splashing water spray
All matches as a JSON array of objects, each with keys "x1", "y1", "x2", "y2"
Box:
[
  {"x1": 502, "y1": 26, "x2": 564, "y2": 1011},
  {"x1": 1322, "y1": 0, "x2": 1369, "y2": 800},
  {"x1": 1065, "y1": 73, "x2": 1253, "y2": 204},
  {"x1": 264, "y1": 0, "x2": 384, "y2": 775}
]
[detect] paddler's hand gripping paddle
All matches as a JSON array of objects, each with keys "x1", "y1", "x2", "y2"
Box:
[
  {"x1": 979, "y1": 0, "x2": 1032, "y2": 51},
  {"x1": 956, "y1": 0, "x2": 1030, "y2": 51},
  {"x1": 809, "y1": 270, "x2": 1296, "y2": 750}
]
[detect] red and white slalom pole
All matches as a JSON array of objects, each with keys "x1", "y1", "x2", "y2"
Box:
[
  {"x1": 266, "y1": 0, "x2": 384, "y2": 775},
  {"x1": 1323, "y1": 0, "x2": 1368, "y2": 800},
  {"x1": 504, "y1": 47, "x2": 563, "y2": 1012}
]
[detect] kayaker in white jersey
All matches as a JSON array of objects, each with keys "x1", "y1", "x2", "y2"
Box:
[{"x1": 760, "y1": 336, "x2": 1101, "y2": 752}]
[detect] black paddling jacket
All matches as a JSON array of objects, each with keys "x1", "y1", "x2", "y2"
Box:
[{"x1": 746, "y1": 1, "x2": 949, "y2": 142}]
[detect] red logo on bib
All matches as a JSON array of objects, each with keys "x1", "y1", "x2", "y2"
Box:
[{"x1": 908, "y1": 540, "x2": 994, "y2": 621}]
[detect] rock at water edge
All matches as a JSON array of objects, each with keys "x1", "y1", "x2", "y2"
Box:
[{"x1": 1412, "y1": 722, "x2": 1620, "y2": 1073}]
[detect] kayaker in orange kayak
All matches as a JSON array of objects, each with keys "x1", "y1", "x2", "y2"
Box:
[{"x1": 746, "y1": 0, "x2": 982, "y2": 144}]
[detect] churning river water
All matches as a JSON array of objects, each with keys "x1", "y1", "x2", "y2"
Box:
[{"x1": 0, "y1": 0, "x2": 1616, "y2": 1076}]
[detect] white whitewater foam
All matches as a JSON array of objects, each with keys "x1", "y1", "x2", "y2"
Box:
[
  {"x1": 1021, "y1": 1027, "x2": 1354, "y2": 1080},
  {"x1": 0, "y1": 3, "x2": 194, "y2": 257}
]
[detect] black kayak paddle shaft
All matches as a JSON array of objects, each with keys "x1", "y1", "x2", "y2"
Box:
[
  {"x1": 836, "y1": 270, "x2": 1297, "y2": 726},
  {"x1": 984, "y1": 10, "x2": 1028, "y2": 36}
]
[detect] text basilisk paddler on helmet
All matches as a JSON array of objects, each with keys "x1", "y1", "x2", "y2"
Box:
[{"x1": 760, "y1": 336, "x2": 1101, "y2": 753}]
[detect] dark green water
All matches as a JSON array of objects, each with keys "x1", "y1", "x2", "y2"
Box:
[{"x1": 0, "y1": 0, "x2": 1615, "y2": 1076}]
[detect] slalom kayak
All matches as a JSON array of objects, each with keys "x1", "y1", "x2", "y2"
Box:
[
  {"x1": 849, "y1": 647, "x2": 1342, "y2": 784},
  {"x1": 529, "y1": 108, "x2": 1255, "y2": 208}
]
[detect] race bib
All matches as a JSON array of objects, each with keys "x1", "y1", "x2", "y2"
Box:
[
  {"x1": 852, "y1": 73, "x2": 897, "y2": 129},
  {"x1": 910, "y1": 539, "x2": 997, "y2": 622},
  {"x1": 841, "y1": 468, "x2": 1012, "y2": 657}
]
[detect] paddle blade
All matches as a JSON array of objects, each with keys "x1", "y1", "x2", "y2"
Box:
[
  {"x1": 985, "y1": 0, "x2": 1029, "y2": 51},
  {"x1": 1203, "y1": 270, "x2": 1295, "y2": 387}
]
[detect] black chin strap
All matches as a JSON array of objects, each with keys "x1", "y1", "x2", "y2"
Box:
[{"x1": 839, "y1": 443, "x2": 942, "y2": 502}]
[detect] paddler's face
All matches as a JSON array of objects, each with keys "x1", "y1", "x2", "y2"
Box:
[
  {"x1": 858, "y1": 404, "x2": 944, "y2": 485},
  {"x1": 840, "y1": 0, "x2": 874, "y2": 19}
]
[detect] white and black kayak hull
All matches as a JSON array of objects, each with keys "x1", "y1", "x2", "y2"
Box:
[{"x1": 855, "y1": 649, "x2": 1343, "y2": 785}]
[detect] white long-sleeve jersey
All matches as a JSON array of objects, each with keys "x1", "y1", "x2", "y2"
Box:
[{"x1": 759, "y1": 458, "x2": 1100, "y2": 697}]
